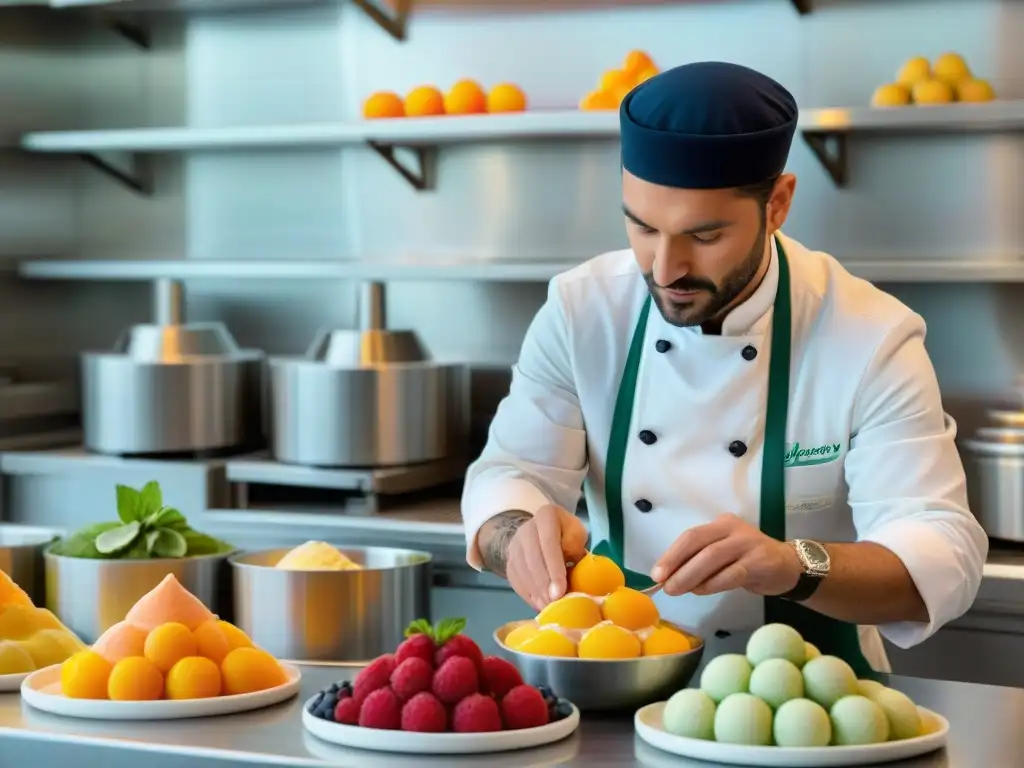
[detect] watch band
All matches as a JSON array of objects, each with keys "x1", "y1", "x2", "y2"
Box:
[{"x1": 778, "y1": 571, "x2": 824, "y2": 602}]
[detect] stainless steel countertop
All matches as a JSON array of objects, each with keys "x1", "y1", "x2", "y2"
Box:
[{"x1": 2, "y1": 663, "x2": 1024, "y2": 766}]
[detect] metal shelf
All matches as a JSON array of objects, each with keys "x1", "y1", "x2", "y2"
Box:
[
  {"x1": 17, "y1": 257, "x2": 1024, "y2": 284},
  {"x1": 19, "y1": 111, "x2": 620, "y2": 193},
  {"x1": 23, "y1": 100, "x2": 1024, "y2": 191},
  {"x1": 800, "y1": 101, "x2": 1024, "y2": 186}
]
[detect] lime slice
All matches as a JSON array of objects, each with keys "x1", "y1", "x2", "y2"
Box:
[
  {"x1": 94, "y1": 521, "x2": 142, "y2": 555},
  {"x1": 150, "y1": 528, "x2": 188, "y2": 558}
]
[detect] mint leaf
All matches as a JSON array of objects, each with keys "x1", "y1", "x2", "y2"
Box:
[
  {"x1": 146, "y1": 506, "x2": 185, "y2": 529},
  {"x1": 48, "y1": 522, "x2": 122, "y2": 559},
  {"x1": 138, "y1": 480, "x2": 163, "y2": 517},
  {"x1": 404, "y1": 619, "x2": 435, "y2": 639},
  {"x1": 95, "y1": 521, "x2": 142, "y2": 555},
  {"x1": 181, "y1": 530, "x2": 234, "y2": 556},
  {"x1": 434, "y1": 617, "x2": 467, "y2": 644},
  {"x1": 150, "y1": 528, "x2": 187, "y2": 558},
  {"x1": 115, "y1": 485, "x2": 142, "y2": 523}
]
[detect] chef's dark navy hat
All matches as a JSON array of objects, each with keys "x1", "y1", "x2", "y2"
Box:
[{"x1": 620, "y1": 61, "x2": 798, "y2": 189}]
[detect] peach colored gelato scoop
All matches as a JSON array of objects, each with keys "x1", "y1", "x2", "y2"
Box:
[
  {"x1": 124, "y1": 574, "x2": 216, "y2": 632},
  {"x1": 91, "y1": 621, "x2": 148, "y2": 663}
]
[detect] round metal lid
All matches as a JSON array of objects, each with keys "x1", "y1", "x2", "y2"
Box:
[
  {"x1": 964, "y1": 426, "x2": 1024, "y2": 457},
  {"x1": 109, "y1": 322, "x2": 246, "y2": 362}
]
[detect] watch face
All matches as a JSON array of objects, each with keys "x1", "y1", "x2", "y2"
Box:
[{"x1": 797, "y1": 540, "x2": 830, "y2": 573}]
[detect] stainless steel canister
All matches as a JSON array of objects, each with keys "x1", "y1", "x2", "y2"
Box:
[
  {"x1": 230, "y1": 546, "x2": 432, "y2": 662},
  {"x1": 0, "y1": 526, "x2": 59, "y2": 605},
  {"x1": 963, "y1": 425, "x2": 1024, "y2": 542},
  {"x1": 44, "y1": 551, "x2": 233, "y2": 643}
]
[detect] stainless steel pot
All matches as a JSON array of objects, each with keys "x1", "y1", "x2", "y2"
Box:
[
  {"x1": 0, "y1": 525, "x2": 60, "y2": 605},
  {"x1": 230, "y1": 546, "x2": 431, "y2": 662},
  {"x1": 963, "y1": 425, "x2": 1024, "y2": 542},
  {"x1": 44, "y1": 551, "x2": 233, "y2": 643},
  {"x1": 267, "y1": 282, "x2": 469, "y2": 467}
]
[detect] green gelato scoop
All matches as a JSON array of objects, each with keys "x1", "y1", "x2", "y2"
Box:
[
  {"x1": 714, "y1": 693, "x2": 773, "y2": 746},
  {"x1": 700, "y1": 654, "x2": 752, "y2": 703},
  {"x1": 749, "y1": 658, "x2": 804, "y2": 710},
  {"x1": 662, "y1": 688, "x2": 716, "y2": 740},
  {"x1": 830, "y1": 695, "x2": 890, "y2": 745},
  {"x1": 802, "y1": 655, "x2": 858, "y2": 709},
  {"x1": 773, "y1": 697, "x2": 832, "y2": 747}
]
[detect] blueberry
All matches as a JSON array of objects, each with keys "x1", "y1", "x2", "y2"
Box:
[
  {"x1": 309, "y1": 692, "x2": 325, "y2": 711},
  {"x1": 555, "y1": 701, "x2": 573, "y2": 719},
  {"x1": 315, "y1": 703, "x2": 336, "y2": 721},
  {"x1": 327, "y1": 683, "x2": 340, "y2": 694},
  {"x1": 537, "y1": 685, "x2": 553, "y2": 697},
  {"x1": 340, "y1": 680, "x2": 353, "y2": 694}
]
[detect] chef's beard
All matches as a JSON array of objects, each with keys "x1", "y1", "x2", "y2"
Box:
[{"x1": 643, "y1": 221, "x2": 768, "y2": 329}]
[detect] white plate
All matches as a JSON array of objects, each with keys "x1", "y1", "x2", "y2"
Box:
[
  {"x1": 635, "y1": 701, "x2": 949, "y2": 767},
  {"x1": 20, "y1": 662, "x2": 301, "y2": 720},
  {"x1": 302, "y1": 694, "x2": 580, "y2": 754},
  {"x1": 0, "y1": 672, "x2": 30, "y2": 693}
]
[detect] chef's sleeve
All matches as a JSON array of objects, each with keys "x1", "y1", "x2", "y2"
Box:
[
  {"x1": 846, "y1": 312, "x2": 988, "y2": 648},
  {"x1": 461, "y1": 279, "x2": 588, "y2": 570}
]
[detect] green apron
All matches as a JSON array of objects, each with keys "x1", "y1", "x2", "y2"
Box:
[{"x1": 592, "y1": 236, "x2": 876, "y2": 678}]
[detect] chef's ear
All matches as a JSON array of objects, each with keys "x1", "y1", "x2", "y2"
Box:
[{"x1": 766, "y1": 174, "x2": 797, "y2": 234}]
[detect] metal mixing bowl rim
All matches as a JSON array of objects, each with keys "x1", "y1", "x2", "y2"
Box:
[
  {"x1": 43, "y1": 546, "x2": 238, "y2": 563},
  {"x1": 227, "y1": 546, "x2": 433, "y2": 572},
  {"x1": 84, "y1": 351, "x2": 264, "y2": 364},
  {"x1": 492, "y1": 618, "x2": 704, "y2": 663}
]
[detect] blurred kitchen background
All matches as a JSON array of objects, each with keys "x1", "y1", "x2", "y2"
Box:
[{"x1": 3, "y1": 0, "x2": 1024, "y2": 686}]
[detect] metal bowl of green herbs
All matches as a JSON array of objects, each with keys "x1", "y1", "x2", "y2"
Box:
[{"x1": 45, "y1": 480, "x2": 236, "y2": 643}]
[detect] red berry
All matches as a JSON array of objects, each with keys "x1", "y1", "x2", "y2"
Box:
[
  {"x1": 480, "y1": 655, "x2": 523, "y2": 698},
  {"x1": 436, "y1": 634, "x2": 484, "y2": 671},
  {"x1": 334, "y1": 696, "x2": 361, "y2": 725},
  {"x1": 395, "y1": 633, "x2": 436, "y2": 667},
  {"x1": 358, "y1": 687, "x2": 401, "y2": 730},
  {"x1": 400, "y1": 691, "x2": 447, "y2": 732},
  {"x1": 354, "y1": 654, "x2": 396, "y2": 702},
  {"x1": 501, "y1": 685, "x2": 549, "y2": 730},
  {"x1": 431, "y1": 656, "x2": 479, "y2": 705},
  {"x1": 452, "y1": 693, "x2": 502, "y2": 733},
  {"x1": 390, "y1": 657, "x2": 433, "y2": 701}
]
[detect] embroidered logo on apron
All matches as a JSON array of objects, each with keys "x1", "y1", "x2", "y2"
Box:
[{"x1": 784, "y1": 441, "x2": 843, "y2": 467}]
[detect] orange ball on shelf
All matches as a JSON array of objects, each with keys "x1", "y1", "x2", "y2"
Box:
[
  {"x1": 445, "y1": 79, "x2": 487, "y2": 115},
  {"x1": 487, "y1": 83, "x2": 527, "y2": 113},
  {"x1": 404, "y1": 85, "x2": 446, "y2": 117},
  {"x1": 579, "y1": 89, "x2": 619, "y2": 111},
  {"x1": 362, "y1": 91, "x2": 405, "y2": 119},
  {"x1": 108, "y1": 656, "x2": 164, "y2": 701},
  {"x1": 623, "y1": 50, "x2": 657, "y2": 75},
  {"x1": 600, "y1": 69, "x2": 633, "y2": 92}
]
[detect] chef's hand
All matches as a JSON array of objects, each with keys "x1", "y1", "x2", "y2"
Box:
[
  {"x1": 507, "y1": 504, "x2": 588, "y2": 611},
  {"x1": 650, "y1": 513, "x2": 801, "y2": 598}
]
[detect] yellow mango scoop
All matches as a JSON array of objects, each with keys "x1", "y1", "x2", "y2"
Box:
[{"x1": 275, "y1": 541, "x2": 362, "y2": 571}]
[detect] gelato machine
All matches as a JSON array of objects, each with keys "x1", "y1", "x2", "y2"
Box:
[
  {"x1": 81, "y1": 279, "x2": 264, "y2": 456},
  {"x1": 267, "y1": 281, "x2": 469, "y2": 468}
]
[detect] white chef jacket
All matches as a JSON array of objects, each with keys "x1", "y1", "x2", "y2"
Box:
[{"x1": 461, "y1": 232, "x2": 988, "y2": 669}]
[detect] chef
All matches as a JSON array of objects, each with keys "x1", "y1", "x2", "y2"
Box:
[{"x1": 460, "y1": 61, "x2": 988, "y2": 673}]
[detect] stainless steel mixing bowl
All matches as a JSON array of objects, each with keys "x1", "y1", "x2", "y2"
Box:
[
  {"x1": 230, "y1": 546, "x2": 431, "y2": 663},
  {"x1": 44, "y1": 550, "x2": 233, "y2": 644},
  {"x1": 494, "y1": 620, "x2": 704, "y2": 711},
  {"x1": 0, "y1": 525, "x2": 60, "y2": 605}
]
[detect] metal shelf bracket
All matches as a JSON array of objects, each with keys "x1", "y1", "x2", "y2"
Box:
[
  {"x1": 108, "y1": 19, "x2": 151, "y2": 50},
  {"x1": 802, "y1": 131, "x2": 848, "y2": 187},
  {"x1": 791, "y1": 0, "x2": 812, "y2": 13},
  {"x1": 352, "y1": 0, "x2": 413, "y2": 41},
  {"x1": 78, "y1": 151, "x2": 154, "y2": 196},
  {"x1": 366, "y1": 141, "x2": 437, "y2": 191}
]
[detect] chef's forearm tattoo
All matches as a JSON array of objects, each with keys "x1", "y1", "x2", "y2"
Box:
[{"x1": 480, "y1": 510, "x2": 532, "y2": 578}]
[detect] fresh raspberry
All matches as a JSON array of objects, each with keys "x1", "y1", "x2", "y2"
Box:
[
  {"x1": 358, "y1": 687, "x2": 401, "y2": 730},
  {"x1": 452, "y1": 693, "x2": 502, "y2": 733},
  {"x1": 501, "y1": 685, "x2": 549, "y2": 730},
  {"x1": 480, "y1": 656, "x2": 523, "y2": 698},
  {"x1": 390, "y1": 657, "x2": 433, "y2": 701},
  {"x1": 400, "y1": 691, "x2": 448, "y2": 732},
  {"x1": 334, "y1": 696, "x2": 361, "y2": 725},
  {"x1": 435, "y1": 634, "x2": 484, "y2": 671},
  {"x1": 395, "y1": 633, "x2": 436, "y2": 667},
  {"x1": 353, "y1": 654, "x2": 396, "y2": 702},
  {"x1": 431, "y1": 656, "x2": 479, "y2": 704}
]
